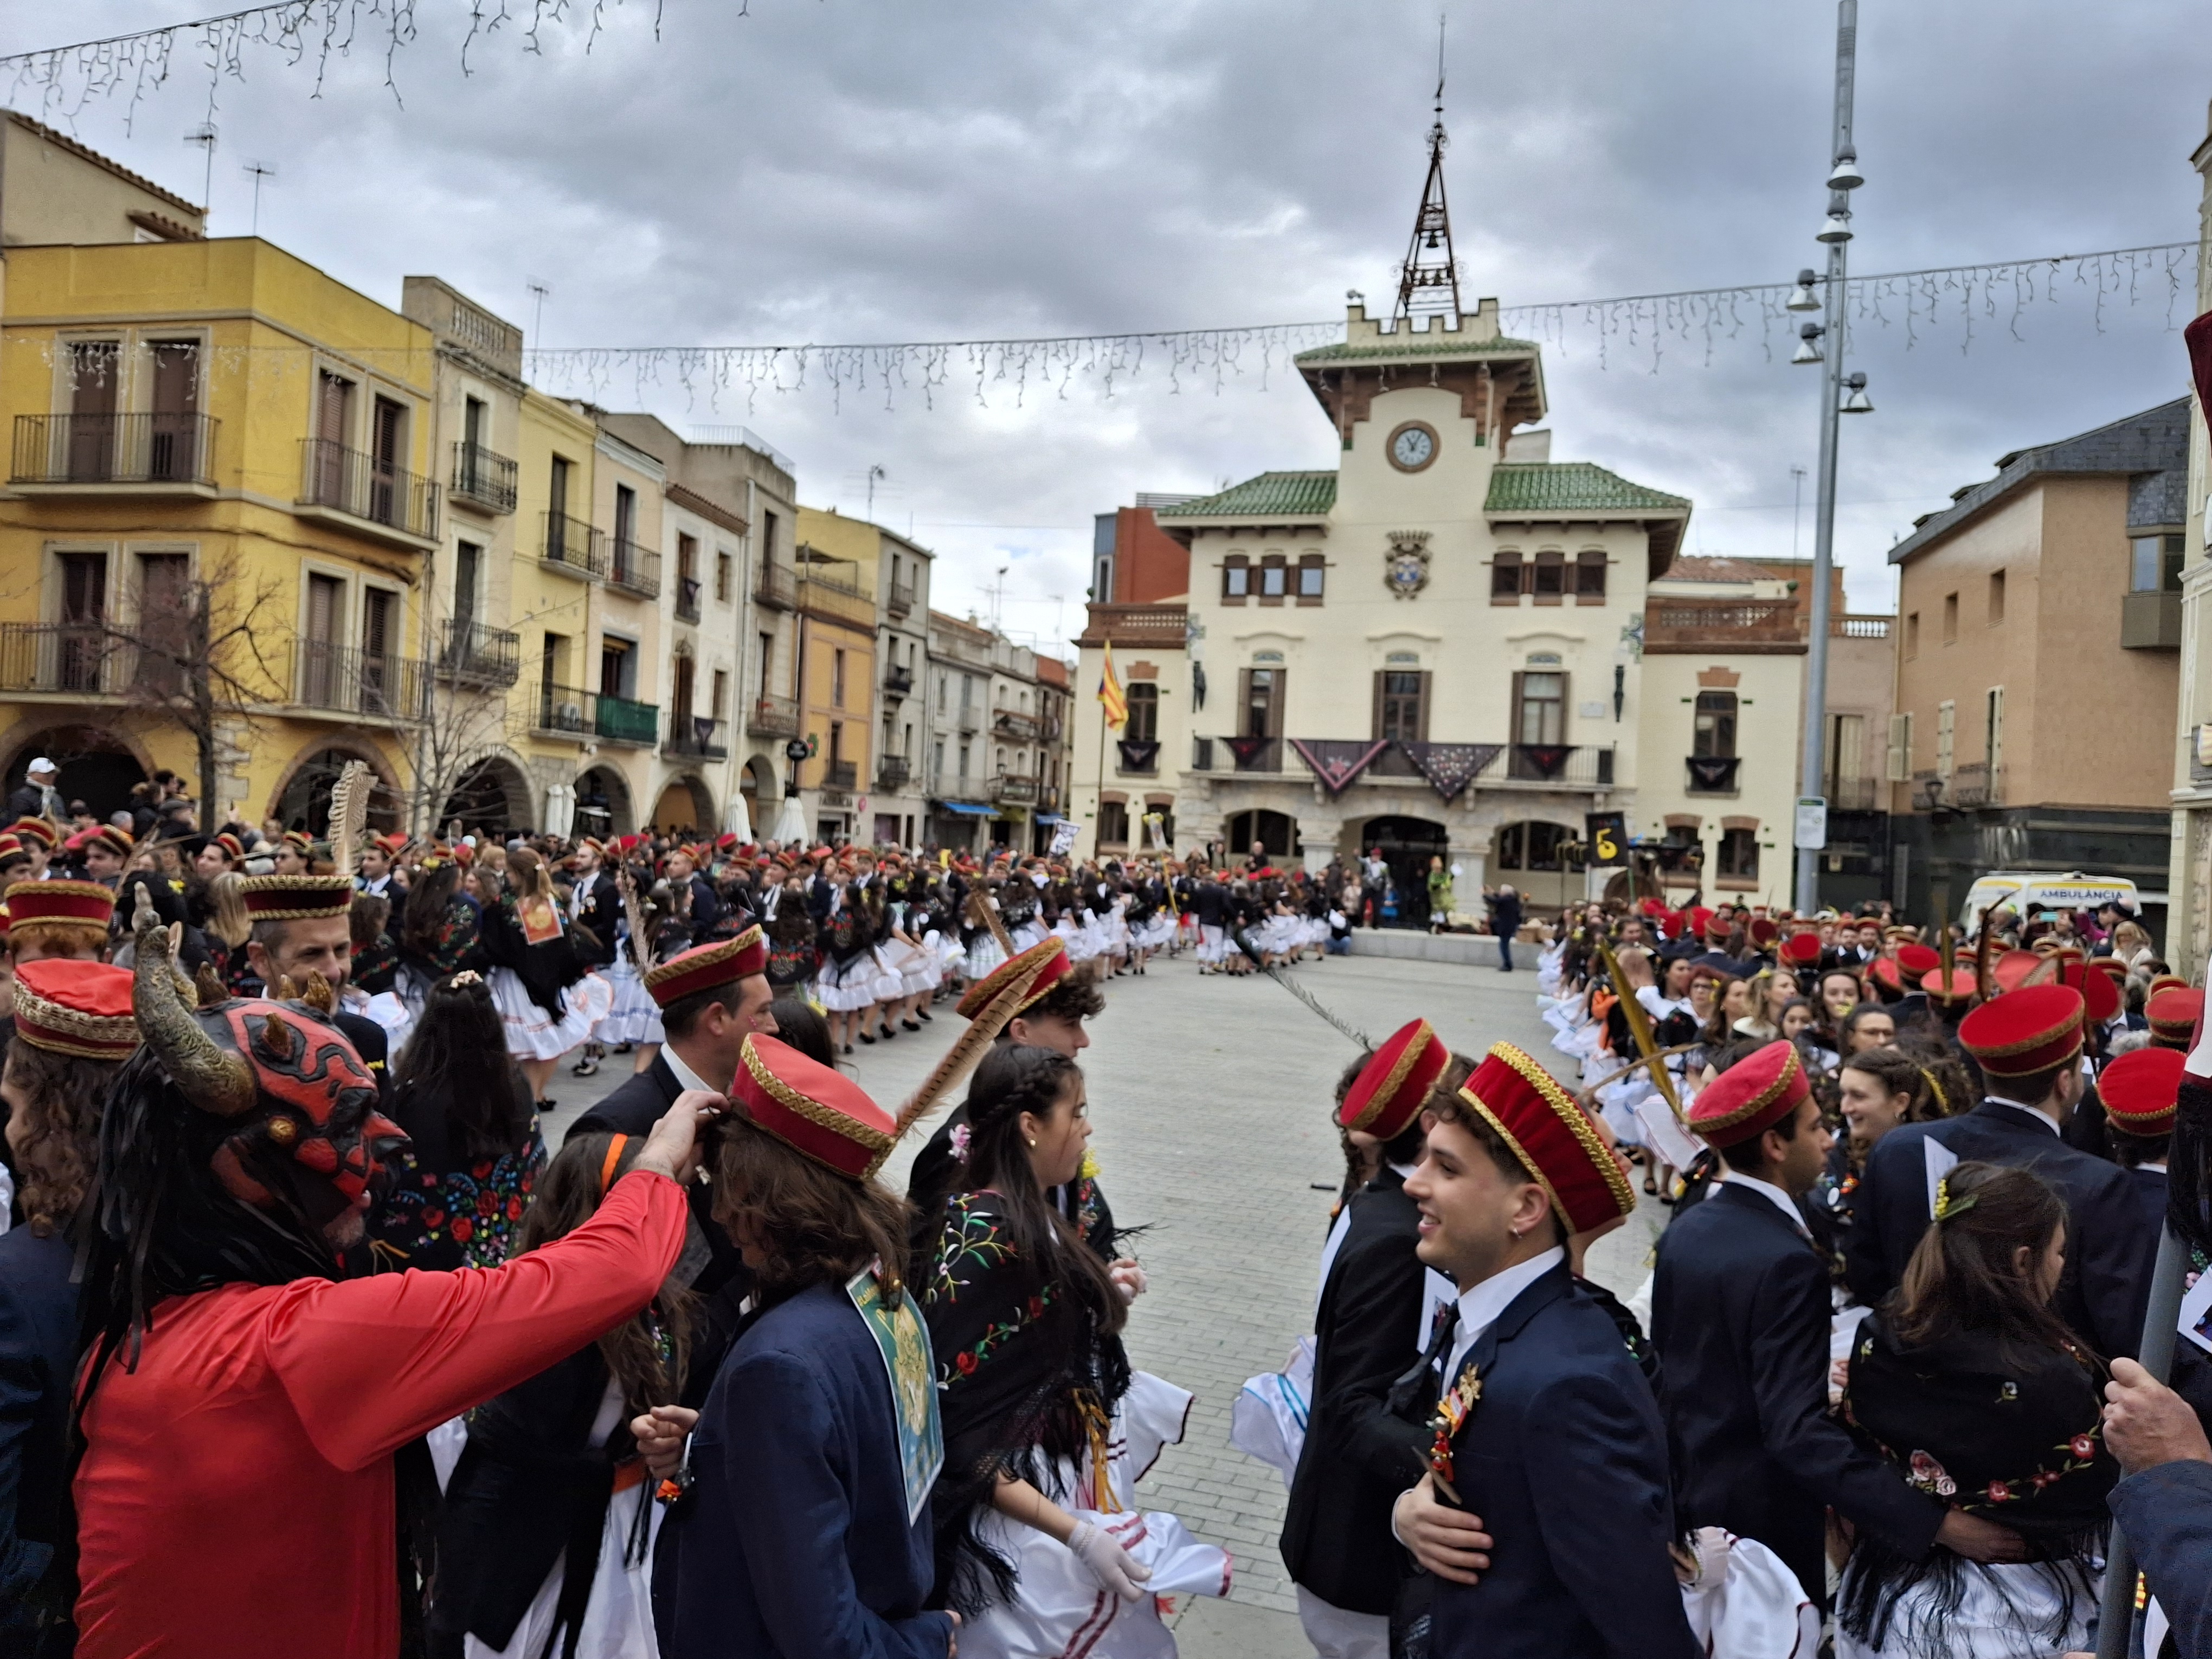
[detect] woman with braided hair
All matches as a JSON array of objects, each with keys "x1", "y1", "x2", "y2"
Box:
[{"x1": 914, "y1": 1044, "x2": 1225, "y2": 1657}]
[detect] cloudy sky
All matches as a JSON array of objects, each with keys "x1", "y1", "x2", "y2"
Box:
[{"x1": 9, "y1": 0, "x2": 2209, "y2": 649}]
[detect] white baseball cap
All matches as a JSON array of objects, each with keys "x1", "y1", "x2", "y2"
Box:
[{"x1": 26, "y1": 757, "x2": 55, "y2": 774}]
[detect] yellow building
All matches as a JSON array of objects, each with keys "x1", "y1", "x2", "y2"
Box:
[
  {"x1": 0, "y1": 234, "x2": 441, "y2": 830},
  {"x1": 794, "y1": 507, "x2": 879, "y2": 844}
]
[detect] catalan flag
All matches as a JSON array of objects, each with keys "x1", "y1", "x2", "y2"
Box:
[{"x1": 1098, "y1": 640, "x2": 1128, "y2": 730}]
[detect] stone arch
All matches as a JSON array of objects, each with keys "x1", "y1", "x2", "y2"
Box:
[
  {"x1": 267, "y1": 734, "x2": 404, "y2": 836},
  {"x1": 1490, "y1": 816, "x2": 1585, "y2": 910},
  {"x1": 0, "y1": 721, "x2": 155, "y2": 820},
  {"x1": 439, "y1": 751, "x2": 532, "y2": 838},
  {"x1": 1223, "y1": 807, "x2": 1298, "y2": 865},
  {"x1": 1349, "y1": 813, "x2": 1451, "y2": 928},
  {"x1": 574, "y1": 763, "x2": 634, "y2": 840},
  {"x1": 651, "y1": 773, "x2": 716, "y2": 835}
]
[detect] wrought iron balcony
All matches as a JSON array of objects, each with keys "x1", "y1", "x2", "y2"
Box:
[
  {"x1": 298, "y1": 439, "x2": 439, "y2": 544},
  {"x1": 747, "y1": 693, "x2": 801, "y2": 738},
  {"x1": 1503, "y1": 744, "x2": 1615, "y2": 787},
  {"x1": 528, "y1": 684, "x2": 657, "y2": 744},
  {"x1": 596, "y1": 692, "x2": 659, "y2": 746},
  {"x1": 607, "y1": 537, "x2": 661, "y2": 600},
  {"x1": 436, "y1": 621, "x2": 521, "y2": 688},
  {"x1": 541, "y1": 511, "x2": 607, "y2": 579},
  {"x1": 293, "y1": 640, "x2": 428, "y2": 722},
  {"x1": 12, "y1": 411, "x2": 217, "y2": 489},
  {"x1": 883, "y1": 664, "x2": 915, "y2": 699},
  {"x1": 666, "y1": 712, "x2": 729, "y2": 759},
  {"x1": 674, "y1": 577, "x2": 703, "y2": 624},
  {"x1": 536, "y1": 683, "x2": 593, "y2": 740},
  {"x1": 887, "y1": 578, "x2": 916, "y2": 618},
  {"x1": 824, "y1": 759, "x2": 858, "y2": 789},
  {"x1": 876, "y1": 754, "x2": 912, "y2": 790},
  {"x1": 754, "y1": 563, "x2": 798, "y2": 610},
  {"x1": 449, "y1": 441, "x2": 518, "y2": 513},
  {"x1": 994, "y1": 706, "x2": 1043, "y2": 740},
  {"x1": 992, "y1": 773, "x2": 1041, "y2": 805},
  {"x1": 0, "y1": 621, "x2": 121, "y2": 695}
]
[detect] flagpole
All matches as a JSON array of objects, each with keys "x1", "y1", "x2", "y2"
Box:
[{"x1": 1095, "y1": 692, "x2": 1107, "y2": 860}]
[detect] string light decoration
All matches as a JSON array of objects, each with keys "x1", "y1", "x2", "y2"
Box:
[
  {"x1": 511, "y1": 240, "x2": 2200, "y2": 410},
  {"x1": 2, "y1": 0, "x2": 663, "y2": 124}
]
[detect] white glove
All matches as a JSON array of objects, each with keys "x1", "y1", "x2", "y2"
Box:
[{"x1": 1066, "y1": 1519, "x2": 1152, "y2": 1602}]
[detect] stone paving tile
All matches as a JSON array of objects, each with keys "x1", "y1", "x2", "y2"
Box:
[{"x1": 539, "y1": 949, "x2": 1661, "y2": 1641}]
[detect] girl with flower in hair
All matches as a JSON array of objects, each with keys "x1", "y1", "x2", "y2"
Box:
[{"x1": 1836, "y1": 1161, "x2": 2115, "y2": 1657}]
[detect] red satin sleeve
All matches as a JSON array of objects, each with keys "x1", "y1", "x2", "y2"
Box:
[{"x1": 267, "y1": 1169, "x2": 688, "y2": 1471}]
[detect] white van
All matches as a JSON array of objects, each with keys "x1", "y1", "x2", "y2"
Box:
[{"x1": 1958, "y1": 871, "x2": 2142, "y2": 932}]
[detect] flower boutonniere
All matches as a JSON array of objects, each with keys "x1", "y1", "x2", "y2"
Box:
[{"x1": 1427, "y1": 1366, "x2": 1482, "y2": 1502}]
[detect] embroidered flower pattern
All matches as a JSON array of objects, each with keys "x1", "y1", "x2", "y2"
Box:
[
  {"x1": 1907, "y1": 1450, "x2": 1958, "y2": 1498},
  {"x1": 949, "y1": 1123, "x2": 973, "y2": 1167},
  {"x1": 928, "y1": 1197, "x2": 1015, "y2": 1303},
  {"x1": 373, "y1": 1118, "x2": 544, "y2": 1269}
]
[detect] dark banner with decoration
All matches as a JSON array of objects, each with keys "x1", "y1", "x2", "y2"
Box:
[
  {"x1": 1288, "y1": 738, "x2": 1391, "y2": 799},
  {"x1": 1584, "y1": 812, "x2": 1628, "y2": 867},
  {"x1": 1116, "y1": 738, "x2": 1161, "y2": 773},
  {"x1": 1397, "y1": 742, "x2": 1504, "y2": 805}
]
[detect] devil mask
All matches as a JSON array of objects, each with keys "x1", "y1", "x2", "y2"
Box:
[{"x1": 130, "y1": 896, "x2": 403, "y2": 1233}]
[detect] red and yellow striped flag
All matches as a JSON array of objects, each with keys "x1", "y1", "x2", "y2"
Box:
[{"x1": 1097, "y1": 640, "x2": 1128, "y2": 730}]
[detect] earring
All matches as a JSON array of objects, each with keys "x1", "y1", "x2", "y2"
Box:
[{"x1": 1027, "y1": 1137, "x2": 1038, "y2": 1147}]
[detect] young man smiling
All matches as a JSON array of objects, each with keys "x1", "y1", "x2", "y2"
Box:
[{"x1": 1390, "y1": 1043, "x2": 1695, "y2": 1659}]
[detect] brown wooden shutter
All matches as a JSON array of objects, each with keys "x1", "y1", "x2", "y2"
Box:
[
  {"x1": 1416, "y1": 670, "x2": 1433, "y2": 741},
  {"x1": 1237, "y1": 668, "x2": 1253, "y2": 736},
  {"x1": 1268, "y1": 670, "x2": 1286, "y2": 737},
  {"x1": 1371, "y1": 671, "x2": 1386, "y2": 740}
]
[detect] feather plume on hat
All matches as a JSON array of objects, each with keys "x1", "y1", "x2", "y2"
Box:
[{"x1": 325, "y1": 761, "x2": 371, "y2": 882}]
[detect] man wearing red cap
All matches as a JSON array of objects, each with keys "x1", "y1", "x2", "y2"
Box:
[
  {"x1": 1281, "y1": 1019, "x2": 1450, "y2": 1657},
  {"x1": 1652, "y1": 1041, "x2": 2015, "y2": 1605},
  {"x1": 1391, "y1": 1043, "x2": 1695, "y2": 1659},
  {"x1": 1846, "y1": 983, "x2": 2155, "y2": 1361}
]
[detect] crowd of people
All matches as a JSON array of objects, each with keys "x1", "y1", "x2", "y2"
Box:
[{"x1": 9, "y1": 757, "x2": 2212, "y2": 1659}]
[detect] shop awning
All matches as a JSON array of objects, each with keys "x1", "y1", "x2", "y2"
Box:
[
  {"x1": 1034, "y1": 814, "x2": 1068, "y2": 826},
  {"x1": 935, "y1": 802, "x2": 992, "y2": 816}
]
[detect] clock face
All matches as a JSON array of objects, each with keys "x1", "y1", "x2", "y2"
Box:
[{"x1": 1388, "y1": 421, "x2": 1439, "y2": 472}]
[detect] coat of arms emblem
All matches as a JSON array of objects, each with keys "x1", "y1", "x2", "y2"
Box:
[{"x1": 1385, "y1": 530, "x2": 1431, "y2": 599}]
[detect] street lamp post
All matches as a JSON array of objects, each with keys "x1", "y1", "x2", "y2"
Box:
[{"x1": 1793, "y1": 0, "x2": 1861, "y2": 913}]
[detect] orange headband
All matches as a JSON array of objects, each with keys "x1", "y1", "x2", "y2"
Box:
[{"x1": 599, "y1": 1133, "x2": 630, "y2": 1198}]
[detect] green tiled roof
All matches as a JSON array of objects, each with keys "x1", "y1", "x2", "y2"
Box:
[
  {"x1": 1155, "y1": 470, "x2": 1338, "y2": 519},
  {"x1": 1294, "y1": 334, "x2": 1540, "y2": 365},
  {"x1": 1484, "y1": 462, "x2": 1688, "y2": 516}
]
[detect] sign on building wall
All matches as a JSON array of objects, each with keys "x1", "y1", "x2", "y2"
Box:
[
  {"x1": 1584, "y1": 812, "x2": 1628, "y2": 867},
  {"x1": 1794, "y1": 797, "x2": 1829, "y2": 852}
]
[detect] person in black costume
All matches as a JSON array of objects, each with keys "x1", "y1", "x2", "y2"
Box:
[{"x1": 428, "y1": 1129, "x2": 694, "y2": 1659}]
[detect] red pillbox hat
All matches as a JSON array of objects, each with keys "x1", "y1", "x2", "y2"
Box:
[
  {"x1": 1457, "y1": 1043, "x2": 1634, "y2": 1233},
  {"x1": 2101, "y1": 1045, "x2": 2183, "y2": 1136},
  {"x1": 955, "y1": 936, "x2": 1071, "y2": 1021},
  {"x1": 2148, "y1": 987, "x2": 2202, "y2": 1051},
  {"x1": 644, "y1": 927, "x2": 768, "y2": 1008},
  {"x1": 732, "y1": 1033, "x2": 896, "y2": 1179},
  {"x1": 1339, "y1": 1018, "x2": 1448, "y2": 1142},
  {"x1": 1958, "y1": 983, "x2": 2085, "y2": 1078},
  {"x1": 1686, "y1": 1040, "x2": 1809, "y2": 1147}
]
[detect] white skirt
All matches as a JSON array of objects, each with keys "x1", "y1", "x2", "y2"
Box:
[
  {"x1": 967, "y1": 934, "x2": 1009, "y2": 981},
  {"x1": 594, "y1": 956, "x2": 664, "y2": 1047},
  {"x1": 818, "y1": 951, "x2": 883, "y2": 1012},
  {"x1": 464, "y1": 1477, "x2": 661, "y2": 1659},
  {"x1": 1835, "y1": 1557, "x2": 2099, "y2": 1659},
  {"x1": 1011, "y1": 917, "x2": 1050, "y2": 951},
  {"x1": 957, "y1": 1372, "x2": 1231, "y2": 1659},
  {"x1": 488, "y1": 966, "x2": 597, "y2": 1063}
]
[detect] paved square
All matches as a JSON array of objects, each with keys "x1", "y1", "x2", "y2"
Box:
[{"x1": 539, "y1": 948, "x2": 1657, "y2": 1657}]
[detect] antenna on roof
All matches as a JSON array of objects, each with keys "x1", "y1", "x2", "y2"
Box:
[
  {"x1": 183, "y1": 124, "x2": 217, "y2": 219},
  {"x1": 1394, "y1": 15, "x2": 1462, "y2": 327},
  {"x1": 526, "y1": 279, "x2": 551, "y2": 347},
  {"x1": 241, "y1": 160, "x2": 276, "y2": 236}
]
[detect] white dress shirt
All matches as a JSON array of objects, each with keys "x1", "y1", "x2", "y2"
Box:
[
  {"x1": 1985, "y1": 1096, "x2": 2062, "y2": 1137},
  {"x1": 1719, "y1": 1171, "x2": 1810, "y2": 1236},
  {"x1": 1442, "y1": 1245, "x2": 1565, "y2": 1385},
  {"x1": 661, "y1": 1041, "x2": 718, "y2": 1098}
]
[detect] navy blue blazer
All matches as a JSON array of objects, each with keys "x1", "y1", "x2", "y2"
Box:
[
  {"x1": 657, "y1": 1279, "x2": 953, "y2": 1659},
  {"x1": 2111, "y1": 1459, "x2": 2212, "y2": 1659},
  {"x1": 1426, "y1": 1264, "x2": 1696, "y2": 1659},
  {"x1": 0, "y1": 1226, "x2": 75, "y2": 1611},
  {"x1": 1652, "y1": 1184, "x2": 1942, "y2": 1602},
  {"x1": 1844, "y1": 1101, "x2": 2155, "y2": 1360}
]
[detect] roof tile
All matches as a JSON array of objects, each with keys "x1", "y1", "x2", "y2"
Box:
[
  {"x1": 1154, "y1": 470, "x2": 1338, "y2": 519},
  {"x1": 1484, "y1": 462, "x2": 1688, "y2": 516}
]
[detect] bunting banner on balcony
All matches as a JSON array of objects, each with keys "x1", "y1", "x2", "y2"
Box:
[
  {"x1": 1224, "y1": 736, "x2": 1275, "y2": 770},
  {"x1": 693, "y1": 716, "x2": 719, "y2": 752},
  {"x1": 1116, "y1": 738, "x2": 1161, "y2": 774},
  {"x1": 1288, "y1": 738, "x2": 1390, "y2": 799},
  {"x1": 1686, "y1": 755, "x2": 1740, "y2": 793},
  {"x1": 1513, "y1": 744, "x2": 1574, "y2": 782},
  {"x1": 1396, "y1": 742, "x2": 1504, "y2": 805}
]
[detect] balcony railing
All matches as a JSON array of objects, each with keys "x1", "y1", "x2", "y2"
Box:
[
  {"x1": 992, "y1": 773, "x2": 1040, "y2": 805},
  {"x1": 293, "y1": 640, "x2": 428, "y2": 722},
  {"x1": 824, "y1": 759, "x2": 858, "y2": 789},
  {"x1": 1827, "y1": 776, "x2": 1881, "y2": 811},
  {"x1": 995, "y1": 707, "x2": 1043, "y2": 740},
  {"x1": 607, "y1": 537, "x2": 661, "y2": 600},
  {"x1": 887, "y1": 578, "x2": 916, "y2": 617},
  {"x1": 665, "y1": 711, "x2": 729, "y2": 759},
  {"x1": 1642, "y1": 599, "x2": 1802, "y2": 652},
  {"x1": 1503, "y1": 744, "x2": 1615, "y2": 787},
  {"x1": 13, "y1": 411, "x2": 217, "y2": 487},
  {"x1": 0, "y1": 621, "x2": 122, "y2": 695},
  {"x1": 748, "y1": 694, "x2": 801, "y2": 738},
  {"x1": 754, "y1": 563, "x2": 798, "y2": 610},
  {"x1": 1079, "y1": 601, "x2": 1189, "y2": 648},
  {"x1": 1947, "y1": 762, "x2": 2005, "y2": 808},
  {"x1": 298, "y1": 439, "x2": 439, "y2": 542},
  {"x1": 449, "y1": 441, "x2": 518, "y2": 513},
  {"x1": 541, "y1": 511, "x2": 607, "y2": 579},
  {"x1": 674, "y1": 577, "x2": 703, "y2": 624},
  {"x1": 436, "y1": 620, "x2": 521, "y2": 688},
  {"x1": 537, "y1": 683, "x2": 593, "y2": 739},
  {"x1": 883, "y1": 664, "x2": 915, "y2": 699},
  {"x1": 877, "y1": 754, "x2": 912, "y2": 790},
  {"x1": 596, "y1": 693, "x2": 659, "y2": 746},
  {"x1": 1835, "y1": 614, "x2": 1892, "y2": 639}
]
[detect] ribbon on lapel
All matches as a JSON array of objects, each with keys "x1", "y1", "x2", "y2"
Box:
[
  {"x1": 1398, "y1": 742, "x2": 1504, "y2": 805},
  {"x1": 1288, "y1": 738, "x2": 1391, "y2": 799}
]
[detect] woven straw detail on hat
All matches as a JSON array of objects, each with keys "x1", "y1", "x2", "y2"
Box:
[
  {"x1": 239, "y1": 873, "x2": 352, "y2": 921},
  {"x1": 1458, "y1": 1042, "x2": 1635, "y2": 1233},
  {"x1": 1686, "y1": 1040, "x2": 1809, "y2": 1146},
  {"x1": 1958, "y1": 983, "x2": 2085, "y2": 1077},
  {"x1": 1338, "y1": 1017, "x2": 1448, "y2": 1140},
  {"x1": 643, "y1": 928, "x2": 768, "y2": 1007},
  {"x1": 2149, "y1": 987, "x2": 2203, "y2": 1050},
  {"x1": 735, "y1": 1033, "x2": 897, "y2": 1179},
  {"x1": 955, "y1": 936, "x2": 1070, "y2": 1021},
  {"x1": 2101, "y1": 1045, "x2": 2184, "y2": 1135},
  {"x1": 12, "y1": 960, "x2": 138, "y2": 1059},
  {"x1": 5, "y1": 878, "x2": 114, "y2": 934}
]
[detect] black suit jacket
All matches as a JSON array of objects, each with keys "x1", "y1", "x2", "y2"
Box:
[
  {"x1": 1653, "y1": 1184, "x2": 1942, "y2": 1602},
  {"x1": 1280, "y1": 1171, "x2": 1430, "y2": 1613},
  {"x1": 1846, "y1": 1100, "x2": 2155, "y2": 1360},
  {"x1": 2111, "y1": 1459, "x2": 2212, "y2": 1659},
  {"x1": 1425, "y1": 1265, "x2": 1696, "y2": 1659},
  {"x1": 568, "y1": 1057, "x2": 750, "y2": 1409},
  {"x1": 0, "y1": 1226, "x2": 75, "y2": 1607}
]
